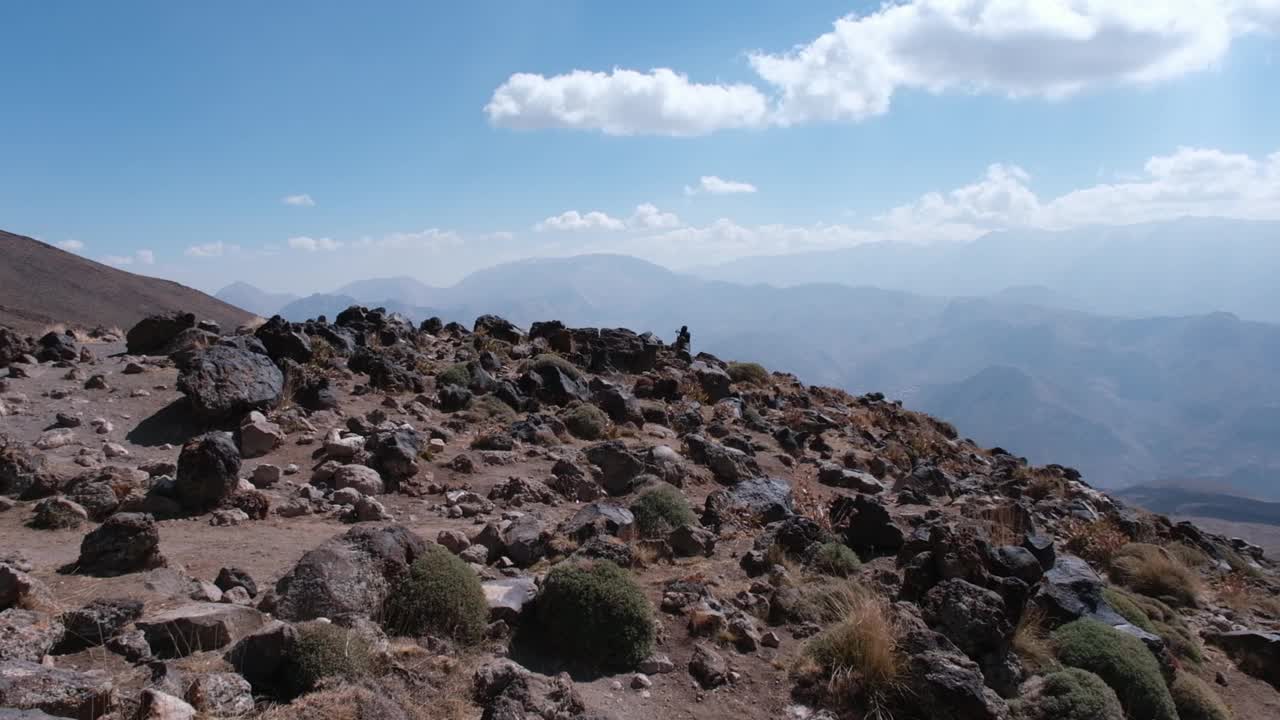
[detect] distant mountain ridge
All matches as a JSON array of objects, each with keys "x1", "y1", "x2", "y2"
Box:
[
  {"x1": 0, "y1": 229, "x2": 254, "y2": 335},
  {"x1": 215, "y1": 227, "x2": 1280, "y2": 499},
  {"x1": 214, "y1": 281, "x2": 300, "y2": 318}
]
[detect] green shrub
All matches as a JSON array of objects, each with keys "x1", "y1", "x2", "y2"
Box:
[
  {"x1": 811, "y1": 542, "x2": 861, "y2": 578},
  {"x1": 1010, "y1": 668, "x2": 1124, "y2": 720},
  {"x1": 461, "y1": 394, "x2": 517, "y2": 423},
  {"x1": 1102, "y1": 586, "x2": 1156, "y2": 632},
  {"x1": 1111, "y1": 543, "x2": 1202, "y2": 607},
  {"x1": 435, "y1": 362, "x2": 472, "y2": 388},
  {"x1": 1171, "y1": 672, "x2": 1232, "y2": 720},
  {"x1": 383, "y1": 544, "x2": 488, "y2": 643},
  {"x1": 726, "y1": 361, "x2": 769, "y2": 385},
  {"x1": 562, "y1": 403, "x2": 611, "y2": 440},
  {"x1": 630, "y1": 484, "x2": 695, "y2": 537},
  {"x1": 1106, "y1": 587, "x2": 1203, "y2": 663},
  {"x1": 532, "y1": 561, "x2": 655, "y2": 668},
  {"x1": 293, "y1": 622, "x2": 377, "y2": 692},
  {"x1": 1052, "y1": 619, "x2": 1177, "y2": 720},
  {"x1": 529, "y1": 353, "x2": 581, "y2": 380}
]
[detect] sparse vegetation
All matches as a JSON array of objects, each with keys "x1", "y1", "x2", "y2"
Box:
[
  {"x1": 802, "y1": 593, "x2": 901, "y2": 707},
  {"x1": 1168, "y1": 542, "x2": 1213, "y2": 569},
  {"x1": 1012, "y1": 604, "x2": 1057, "y2": 672},
  {"x1": 1111, "y1": 542, "x2": 1202, "y2": 607},
  {"x1": 630, "y1": 484, "x2": 695, "y2": 538},
  {"x1": 528, "y1": 353, "x2": 581, "y2": 379},
  {"x1": 459, "y1": 395, "x2": 517, "y2": 423},
  {"x1": 532, "y1": 560, "x2": 655, "y2": 668},
  {"x1": 1010, "y1": 668, "x2": 1125, "y2": 720},
  {"x1": 812, "y1": 541, "x2": 862, "y2": 578},
  {"x1": 562, "y1": 402, "x2": 611, "y2": 440},
  {"x1": 293, "y1": 622, "x2": 379, "y2": 692},
  {"x1": 383, "y1": 544, "x2": 488, "y2": 643},
  {"x1": 727, "y1": 361, "x2": 769, "y2": 386},
  {"x1": 1171, "y1": 672, "x2": 1232, "y2": 720},
  {"x1": 1052, "y1": 619, "x2": 1178, "y2": 720},
  {"x1": 1108, "y1": 587, "x2": 1203, "y2": 663},
  {"x1": 435, "y1": 362, "x2": 472, "y2": 388},
  {"x1": 1059, "y1": 517, "x2": 1129, "y2": 565}
]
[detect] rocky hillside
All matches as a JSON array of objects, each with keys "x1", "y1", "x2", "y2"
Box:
[
  {"x1": 1, "y1": 308, "x2": 1279, "y2": 720},
  {"x1": 0, "y1": 229, "x2": 255, "y2": 335}
]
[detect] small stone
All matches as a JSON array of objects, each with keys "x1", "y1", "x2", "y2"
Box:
[
  {"x1": 761, "y1": 631, "x2": 782, "y2": 648},
  {"x1": 250, "y1": 464, "x2": 282, "y2": 488},
  {"x1": 103, "y1": 442, "x2": 130, "y2": 458},
  {"x1": 84, "y1": 374, "x2": 109, "y2": 390},
  {"x1": 639, "y1": 654, "x2": 676, "y2": 674},
  {"x1": 191, "y1": 581, "x2": 224, "y2": 603},
  {"x1": 91, "y1": 418, "x2": 113, "y2": 434},
  {"x1": 631, "y1": 673, "x2": 653, "y2": 689},
  {"x1": 54, "y1": 412, "x2": 82, "y2": 428},
  {"x1": 221, "y1": 587, "x2": 252, "y2": 605},
  {"x1": 283, "y1": 463, "x2": 300, "y2": 475}
]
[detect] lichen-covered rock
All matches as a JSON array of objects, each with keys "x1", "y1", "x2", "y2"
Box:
[
  {"x1": 177, "y1": 346, "x2": 283, "y2": 421},
  {"x1": 72, "y1": 513, "x2": 166, "y2": 576},
  {"x1": 175, "y1": 433, "x2": 241, "y2": 513},
  {"x1": 272, "y1": 525, "x2": 426, "y2": 622},
  {"x1": 0, "y1": 660, "x2": 114, "y2": 719}
]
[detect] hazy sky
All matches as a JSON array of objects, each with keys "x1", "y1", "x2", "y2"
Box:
[{"x1": 3, "y1": 1, "x2": 1279, "y2": 293}]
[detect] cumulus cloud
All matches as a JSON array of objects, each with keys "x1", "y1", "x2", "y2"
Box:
[
  {"x1": 55, "y1": 239, "x2": 85, "y2": 251},
  {"x1": 101, "y1": 249, "x2": 158, "y2": 266},
  {"x1": 485, "y1": 68, "x2": 770, "y2": 136},
  {"x1": 184, "y1": 241, "x2": 238, "y2": 258},
  {"x1": 287, "y1": 235, "x2": 342, "y2": 252},
  {"x1": 282, "y1": 194, "x2": 316, "y2": 207},
  {"x1": 628, "y1": 203, "x2": 682, "y2": 229},
  {"x1": 102, "y1": 255, "x2": 134, "y2": 266},
  {"x1": 136, "y1": 249, "x2": 155, "y2": 265},
  {"x1": 880, "y1": 146, "x2": 1280, "y2": 238},
  {"x1": 534, "y1": 210, "x2": 627, "y2": 232},
  {"x1": 488, "y1": 1, "x2": 1277, "y2": 133},
  {"x1": 685, "y1": 176, "x2": 758, "y2": 195}
]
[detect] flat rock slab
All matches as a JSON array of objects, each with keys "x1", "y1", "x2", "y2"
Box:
[
  {"x1": 0, "y1": 660, "x2": 114, "y2": 719},
  {"x1": 1206, "y1": 630, "x2": 1280, "y2": 687},
  {"x1": 483, "y1": 577, "x2": 537, "y2": 623},
  {"x1": 137, "y1": 603, "x2": 266, "y2": 658}
]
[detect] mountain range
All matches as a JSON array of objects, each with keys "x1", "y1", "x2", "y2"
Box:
[{"x1": 214, "y1": 218, "x2": 1280, "y2": 499}]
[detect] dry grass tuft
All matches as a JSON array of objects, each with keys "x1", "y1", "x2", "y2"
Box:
[
  {"x1": 1059, "y1": 517, "x2": 1129, "y2": 565},
  {"x1": 1110, "y1": 543, "x2": 1202, "y2": 607},
  {"x1": 1012, "y1": 604, "x2": 1057, "y2": 672},
  {"x1": 802, "y1": 592, "x2": 902, "y2": 716}
]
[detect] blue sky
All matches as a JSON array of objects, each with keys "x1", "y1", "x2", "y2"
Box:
[{"x1": 2, "y1": 1, "x2": 1279, "y2": 294}]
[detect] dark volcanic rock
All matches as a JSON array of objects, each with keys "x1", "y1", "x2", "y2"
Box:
[
  {"x1": 72, "y1": 513, "x2": 166, "y2": 577},
  {"x1": 833, "y1": 494, "x2": 904, "y2": 554},
  {"x1": 254, "y1": 316, "x2": 312, "y2": 363},
  {"x1": 704, "y1": 476, "x2": 793, "y2": 525},
  {"x1": 366, "y1": 429, "x2": 423, "y2": 490},
  {"x1": 0, "y1": 661, "x2": 114, "y2": 719},
  {"x1": 1206, "y1": 630, "x2": 1280, "y2": 687},
  {"x1": 176, "y1": 433, "x2": 241, "y2": 513},
  {"x1": 137, "y1": 603, "x2": 265, "y2": 658},
  {"x1": 59, "y1": 598, "x2": 144, "y2": 650},
  {"x1": 177, "y1": 346, "x2": 284, "y2": 421},
  {"x1": 127, "y1": 312, "x2": 197, "y2": 355}
]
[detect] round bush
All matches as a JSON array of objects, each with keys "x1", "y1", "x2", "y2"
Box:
[
  {"x1": 529, "y1": 353, "x2": 581, "y2": 380},
  {"x1": 533, "y1": 561, "x2": 655, "y2": 668},
  {"x1": 726, "y1": 362, "x2": 769, "y2": 385},
  {"x1": 812, "y1": 542, "x2": 862, "y2": 577},
  {"x1": 1171, "y1": 673, "x2": 1231, "y2": 720},
  {"x1": 563, "y1": 403, "x2": 611, "y2": 440},
  {"x1": 293, "y1": 622, "x2": 377, "y2": 692},
  {"x1": 383, "y1": 544, "x2": 488, "y2": 643},
  {"x1": 1053, "y1": 619, "x2": 1177, "y2": 720},
  {"x1": 1011, "y1": 669, "x2": 1124, "y2": 720},
  {"x1": 435, "y1": 362, "x2": 472, "y2": 389},
  {"x1": 630, "y1": 484, "x2": 695, "y2": 538}
]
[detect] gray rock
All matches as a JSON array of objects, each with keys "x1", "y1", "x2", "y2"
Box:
[
  {"x1": 690, "y1": 361, "x2": 731, "y2": 402},
  {"x1": 483, "y1": 577, "x2": 538, "y2": 623},
  {"x1": 177, "y1": 346, "x2": 284, "y2": 421},
  {"x1": 238, "y1": 412, "x2": 284, "y2": 459},
  {"x1": 31, "y1": 496, "x2": 88, "y2": 530},
  {"x1": 503, "y1": 515, "x2": 548, "y2": 568},
  {"x1": 273, "y1": 525, "x2": 426, "y2": 622},
  {"x1": 184, "y1": 672, "x2": 254, "y2": 716},
  {"x1": 1205, "y1": 630, "x2": 1280, "y2": 687},
  {"x1": 366, "y1": 428, "x2": 424, "y2": 489},
  {"x1": 59, "y1": 598, "x2": 143, "y2": 650},
  {"x1": 704, "y1": 476, "x2": 793, "y2": 525},
  {"x1": 0, "y1": 609, "x2": 63, "y2": 662},
  {"x1": 1033, "y1": 554, "x2": 1105, "y2": 623},
  {"x1": 136, "y1": 689, "x2": 196, "y2": 720},
  {"x1": 332, "y1": 464, "x2": 385, "y2": 496},
  {"x1": 563, "y1": 503, "x2": 635, "y2": 542},
  {"x1": 250, "y1": 464, "x2": 282, "y2": 488},
  {"x1": 0, "y1": 661, "x2": 114, "y2": 719},
  {"x1": 689, "y1": 643, "x2": 728, "y2": 688},
  {"x1": 354, "y1": 496, "x2": 392, "y2": 522},
  {"x1": 127, "y1": 312, "x2": 196, "y2": 355},
  {"x1": 223, "y1": 620, "x2": 299, "y2": 695},
  {"x1": 584, "y1": 441, "x2": 647, "y2": 496},
  {"x1": 106, "y1": 629, "x2": 151, "y2": 662},
  {"x1": 817, "y1": 463, "x2": 884, "y2": 493},
  {"x1": 215, "y1": 567, "x2": 257, "y2": 598},
  {"x1": 137, "y1": 603, "x2": 266, "y2": 658},
  {"x1": 668, "y1": 524, "x2": 717, "y2": 558}
]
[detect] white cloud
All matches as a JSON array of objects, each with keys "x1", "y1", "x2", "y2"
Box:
[
  {"x1": 100, "y1": 249, "x2": 157, "y2": 267},
  {"x1": 282, "y1": 193, "x2": 316, "y2": 207},
  {"x1": 686, "y1": 176, "x2": 758, "y2": 195},
  {"x1": 184, "y1": 241, "x2": 238, "y2": 258},
  {"x1": 534, "y1": 210, "x2": 626, "y2": 232},
  {"x1": 372, "y1": 229, "x2": 463, "y2": 250},
  {"x1": 287, "y1": 235, "x2": 342, "y2": 252},
  {"x1": 629, "y1": 203, "x2": 682, "y2": 230},
  {"x1": 489, "y1": 1, "x2": 1276, "y2": 133},
  {"x1": 485, "y1": 68, "x2": 770, "y2": 136},
  {"x1": 880, "y1": 146, "x2": 1280, "y2": 238},
  {"x1": 55, "y1": 239, "x2": 85, "y2": 251},
  {"x1": 136, "y1": 249, "x2": 155, "y2": 265},
  {"x1": 102, "y1": 255, "x2": 134, "y2": 266}
]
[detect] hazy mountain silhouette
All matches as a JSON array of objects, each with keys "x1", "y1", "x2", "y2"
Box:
[{"x1": 215, "y1": 281, "x2": 300, "y2": 317}]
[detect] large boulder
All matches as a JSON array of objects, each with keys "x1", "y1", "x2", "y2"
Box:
[
  {"x1": 0, "y1": 325, "x2": 35, "y2": 367},
  {"x1": 254, "y1": 316, "x2": 312, "y2": 364},
  {"x1": 272, "y1": 525, "x2": 426, "y2": 622},
  {"x1": 1033, "y1": 555, "x2": 1106, "y2": 623},
  {"x1": 35, "y1": 332, "x2": 79, "y2": 363},
  {"x1": 502, "y1": 515, "x2": 548, "y2": 568},
  {"x1": 563, "y1": 503, "x2": 635, "y2": 543},
  {"x1": 73, "y1": 513, "x2": 166, "y2": 576},
  {"x1": 224, "y1": 620, "x2": 299, "y2": 696},
  {"x1": 689, "y1": 361, "x2": 731, "y2": 402},
  {"x1": 896, "y1": 610, "x2": 1010, "y2": 720},
  {"x1": 0, "y1": 661, "x2": 114, "y2": 719},
  {"x1": 583, "y1": 441, "x2": 646, "y2": 496},
  {"x1": 175, "y1": 433, "x2": 241, "y2": 513},
  {"x1": 59, "y1": 598, "x2": 144, "y2": 651},
  {"x1": 177, "y1": 346, "x2": 284, "y2": 421},
  {"x1": 127, "y1": 312, "x2": 197, "y2": 355},
  {"x1": 833, "y1": 494, "x2": 904, "y2": 554},
  {"x1": 0, "y1": 442, "x2": 52, "y2": 500},
  {"x1": 483, "y1": 577, "x2": 537, "y2": 623},
  {"x1": 366, "y1": 429, "x2": 423, "y2": 489},
  {"x1": 332, "y1": 465, "x2": 385, "y2": 496},
  {"x1": 136, "y1": 603, "x2": 266, "y2": 658},
  {"x1": 238, "y1": 412, "x2": 284, "y2": 459},
  {"x1": 474, "y1": 315, "x2": 524, "y2": 344},
  {"x1": 1205, "y1": 630, "x2": 1280, "y2": 687}
]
